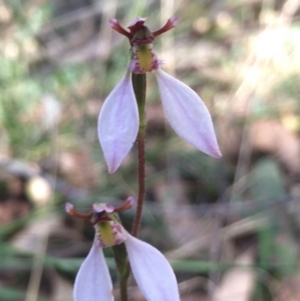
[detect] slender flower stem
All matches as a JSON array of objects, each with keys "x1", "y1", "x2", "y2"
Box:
[
  {"x1": 119, "y1": 277, "x2": 129, "y2": 301},
  {"x1": 132, "y1": 73, "x2": 147, "y2": 237},
  {"x1": 114, "y1": 73, "x2": 146, "y2": 301},
  {"x1": 133, "y1": 130, "x2": 146, "y2": 236},
  {"x1": 112, "y1": 243, "x2": 130, "y2": 301}
]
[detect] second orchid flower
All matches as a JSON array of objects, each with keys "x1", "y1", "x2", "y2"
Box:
[
  {"x1": 98, "y1": 17, "x2": 221, "y2": 173},
  {"x1": 66, "y1": 198, "x2": 180, "y2": 301}
]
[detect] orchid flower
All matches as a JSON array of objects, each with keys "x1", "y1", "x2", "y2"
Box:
[
  {"x1": 66, "y1": 197, "x2": 180, "y2": 301},
  {"x1": 98, "y1": 17, "x2": 221, "y2": 173}
]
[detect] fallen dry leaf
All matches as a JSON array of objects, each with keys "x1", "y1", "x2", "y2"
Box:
[
  {"x1": 212, "y1": 247, "x2": 255, "y2": 301},
  {"x1": 249, "y1": 119, "x2": 300, "y2": 174}
]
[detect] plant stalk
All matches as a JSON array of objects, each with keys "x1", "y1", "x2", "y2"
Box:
[
  {"x1": 112, "y1": 243, "x2": 130, "y2": 301},
  {"x1": 119, "y1": 277, "x2": 129, "y2": 301},
  {"x1": 131, "y1": 73, "x2": 146, "y2": 237}
]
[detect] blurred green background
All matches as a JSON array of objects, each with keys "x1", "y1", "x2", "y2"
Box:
[{"x1": 1, "y1": 0, "x2": 300, "y2": 300}]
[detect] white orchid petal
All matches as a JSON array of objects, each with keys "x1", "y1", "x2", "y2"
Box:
[
  {"x1": 98, "y1": 71, "x2": 139, "y2": 173},
  {"x1": 125, "y1": 234, "x2": 180, "y2": 301},
  {"x1": 74, "y1": 241, "x2": 114, "y2": 301},
  {"x1": 155, "y1": 69, "x2": 221, "y2": 158}
]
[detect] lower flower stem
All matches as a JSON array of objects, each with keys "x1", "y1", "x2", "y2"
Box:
[
  {"x1": 132, "y1": 73, "x2": 146, "y2": 237},
  {"x1": 112, "y1": 244, "x2": 130, "y2": 301},
  {"x1": 119, "y1": 275, "x2": 129, "y2": 301},
  {"x1": 132, "y1": 130, "x2": 146, "y2": 236},
  {"x1": 116, "y1": 73, "x2": 146, "y2": 301}
]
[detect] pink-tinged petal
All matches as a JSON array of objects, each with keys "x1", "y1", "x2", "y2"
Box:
[
  {"x1": 125, "y1": 234, "x2": 180, "y2": 301},
  {"x1": 125, "y1": 196, "x2": 135, "y2": 206},
  {"x1": 65, "y1": 202, "x2": 93, "y2": 219},
  {"x1": 128, "y1": 17, "x2": 147, "y2": 34},
  {"x1": 93, "y1": 203, "x2": 115, "y2": 214},
  {"x1": 109, "y1": 19, "x2": 132, "y2": 39},
  {"x1": 155, "y1": 69, "x2": 222, "y2": 158},
  {"x1": 98, "y1": 72, "x2": 139, "y2": 173},
  {"x1": 65, "y1": 202, "x2": 74, "y2": 214},
  {"x1": 74, "y1": 241, "x2": 114, "y2": 301},
  {"x1": 152, "y1": 17, "x2": 178, "y2": 37}
]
